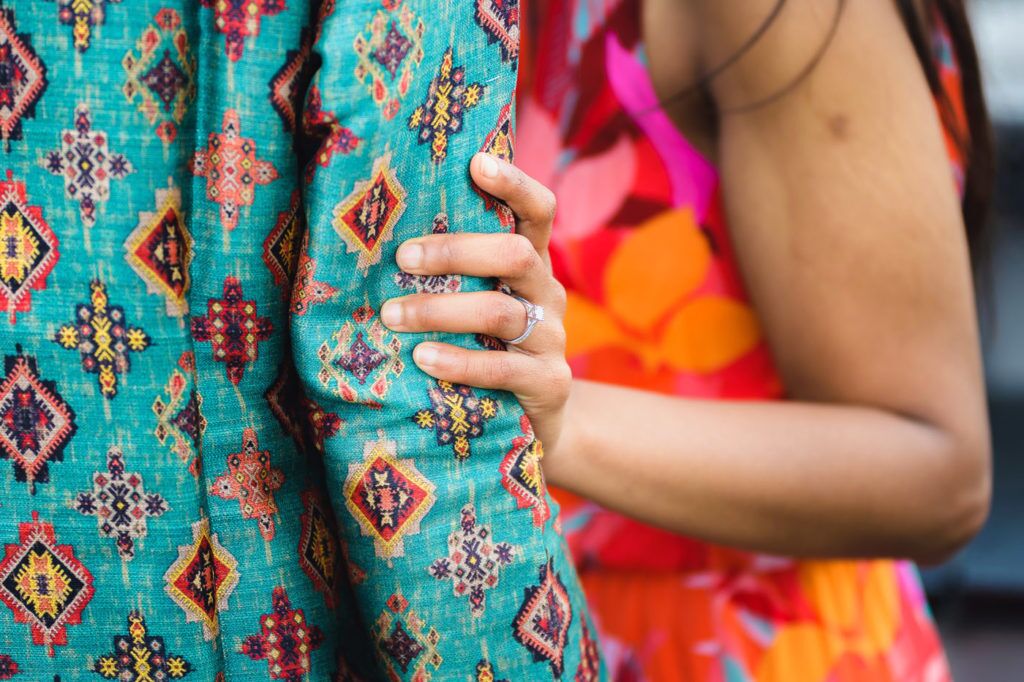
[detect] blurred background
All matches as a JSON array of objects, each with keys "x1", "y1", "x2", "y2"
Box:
[{"x1": 922, "y1": 1, "x2": 1024, "y2": 678}]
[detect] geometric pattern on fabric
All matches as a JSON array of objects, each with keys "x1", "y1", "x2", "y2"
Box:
[
  {"x1": 199, "y1": 0, "x2": 285, "y2": 62},
  {"x1": 407, "y1": 47, "x2": 485, "y2": 164},
  {"x1": 189, "y1": 109, "x2": 279, "y2": 232},
  {"x1": 412, "y1": 379, "x2": 498, "y2": 460},
  {"x1": 124, "y1": 180, "x2": 193, "y2": 317},
  {"x1": 474, "y1": 0, "x2": 520, "y2": 67},
  {"x1": 0, "y1": 512, "x2": 94, "y2": 656},
  {"x1": 298, "y1": 488, "x2": 341, "y2": 609},
  {"x1": 240, "y1": 586, "x2": 323, "y2": 682},
  {"x1": 428, "y1": 503, "x2": 517, "y2": 616},
  {"x1": 152, "y1": 352, "x2": 205, "y2": 476},
  {"x1": 40, "y1": 104, "x2": 135, "y2": 231},
  {"x1": 44, "y1": 0, "x2": 124, "y2": 53},
  {"x1": 371, "y1": 590, "x2": 442, "y2": 680},
  {"x1": 73, "y1": 446, "x2": 169, "y2": 561},
  {"x1": 331, "y1": 151, "x2": 407, "y2": 275},
  {"x1": 0, "y1": 348, "x2": 76, "y2": 494},
  {"x1": 190, "y1": 276, "x2": 274, "y2": 386},
  {"x1": 53, "y1": 281, "x2": 152, "y2": 400},
  {"x1": 343, "y1": 431, "x2": 435, "y2": 562},
  {"x1": 93, "y1": 611, "x2": 193, "y2": 679},
  {"x1": 512, "y1": 558, "x2": 573, "y2": 678},
  {"x1": 499, "y1": 414, "x2": 551, "y2": 527},
  {"x1": 0, "y1": 6, "x2": 48, "y2": 151},
  {"x1": 162, "y1": 517, "x2": 239, "y2": 642},
  {"x1": 0, "y1": 170, "x2": 58, "y2": 324},
  {"x1": 209, "y1": 427, "x2": 284, "y2": 542},
  {"x1": 317, "y1": 304, "x2": 403, "y2": 406},
  {"x1": 121, "y1": 8, "x2": 197, "y2": 145},
  {"x1": 353, "y1": 6, "x2": 425, "y2": 121}
]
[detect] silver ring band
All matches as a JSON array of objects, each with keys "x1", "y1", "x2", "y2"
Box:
[{"x1": 501, "y1": 295, "x2": 545, "y2": 346}]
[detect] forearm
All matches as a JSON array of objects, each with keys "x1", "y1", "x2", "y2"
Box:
[{"x1": 546, "y1": 379, "x2": 989, "y2": 564}]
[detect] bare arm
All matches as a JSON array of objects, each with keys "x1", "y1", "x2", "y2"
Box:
[{"x1": 382, "y1": 0, "x2": 991, "y2": 565}]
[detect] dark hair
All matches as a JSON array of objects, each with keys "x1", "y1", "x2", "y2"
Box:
[
  {"x1": 896, "y1": 0, "x2": 995, "y2": 274},
  {"x1": 676, "y1": 0, "x2": 994, "y2": 272}
]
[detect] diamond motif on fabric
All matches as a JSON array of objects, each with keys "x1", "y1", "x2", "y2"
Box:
[
  {"x1": 429, "y1": 504, "x2": 516, "y2": 616},
  {"x1": 317, "y1": 305, "x2": 402, "y2": 406},
  {"x1": 394, "y1": 213, "x2": 462, "y2": 293},
  {"x1": 0, "y1": 348, "x2": 76, "y2": 493},
  {"x1": 241, "y1": 586, "x2": 323, "y2": 681},
  {"x1": 344, "y1": 431, "x2": 435, "y2": 561},
  {"x1": 122, "y1": 9, "x2": 196, "y2": 144},
  {"x1": 210, "y1": 428, "x2": 283, "y2": 542},
  {"x1": 512, "y1": 559, "x2": 573, "y2": 677},
  {"x1": 153, "y1": 352, "x2": 205, "y2": 476},
  {"x1": 372, "y1": 591, "x2": 442, "y2": 679},
  {"x1": 41, "y1": 104, "x2": 134, "y2": 230},
  {"x1": 199, "y1": 0, "x2": 285, "y2": 62},
  {"x1": 94, "y1": 611, "x2": 192, "y2": 679},
  {"x1": 269, "y1": 24, "x2": 317, "y2": 132},
  {"x1": 163, "y1": 517, "x2": 239, "y2": 641},
  {"x1": 500, "y1": 414, "x2": 550, "y2": 526},
  {"x1": 0, "y1": 170, "x2": 58, "y2": 323},
  {"x1": 45, "y1": 0, "x2": 122, "y2": 52},
  {"x1": 74, "y1": 446, "x2": 169, "y2": 562},
  {"x1": 0, "y1": 6, "x2": 47, "y2": 151},
  {"x1": 476, "y1": 101, "x2": 516, "y2": 230},
  {"x1": 298, "y1": 488, "x2": 341, "y2": 608},
  {"x1": 575, "y1": 622, "x2": 602, "y2": 682},
  {"x1": 190, "y1": 109, "x2": 278, "y2": 232},
  {"x1": 332, "y1": 152, "x2": 407, "y2": 274},
  {"x1": 54, "y1": 280, "x2": 151, "y2": 400},
  {"x1": 353, "y1": 7, "x2": 425, "y2": 120},
  {"x1": 408, "y1": 48, "x2": 485, "y2": 164},
  {"x1": 263, "y1": 189, "x2": 304, "y2": 293},
  {"x1": 124, "y1": 179, "x2": 192, "y2": 317},
  {"x1": 0, "y1": 512, "x2": 94, "y2": 656},
  {"x1": 190, "y1": 276, "x2": 274, "y2": 385},
  {"x1": 412, "y1": 380, "x2": 497, "y2": 459},
  {"x1": 301, "y1": 86, "x2": 362, "y2": 182},
  {"x1": 291, "y1": 230, "x2": 337, "y2": 316},
  {"x1": 474, "y1": 0, "x2": 520, "y2": 67}
]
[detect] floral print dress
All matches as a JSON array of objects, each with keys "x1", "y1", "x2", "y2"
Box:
[{"x1": 518, "y1": 0, "x2": 968, "y2": 679}]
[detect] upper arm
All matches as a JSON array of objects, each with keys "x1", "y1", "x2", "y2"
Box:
[{"x1": 691, "y1": 0, "x2": 988, "y2": 452}]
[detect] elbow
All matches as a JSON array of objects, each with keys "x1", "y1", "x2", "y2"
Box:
[{"x1": 910, "y1": 430, "x2": 992, "y2": 567}]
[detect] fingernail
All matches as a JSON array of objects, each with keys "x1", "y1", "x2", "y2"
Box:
[
  {"x1": 414, "y1": 344, "x2": 439, "y2": 367},
  {"x1": 381, "y1": 300, "x2": 403, "y2": 328},
  {"x1": 478, "y1": 153, "x2": 499, "y2": 179},
  {"x1": 397, "y1": 242, "x2": 423, "y2": 270}
]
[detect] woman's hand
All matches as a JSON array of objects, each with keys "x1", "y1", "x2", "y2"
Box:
[{"x1": 380, "y1": 153, "x2": 574, "y2": 456}]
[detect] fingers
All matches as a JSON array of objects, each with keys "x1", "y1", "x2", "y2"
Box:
[
  {"x1": 411, "y1": 342, "x2": 572, "y2": 401},
  {"x1": 470, "y1": 152, "x2": 556, "y2": 252},
  {"x1": 381, "y1": 291, "x2": 562, "y2": 351},
  {"x1": 396, "y1": 232, "x2": 558, "y2": 304}
]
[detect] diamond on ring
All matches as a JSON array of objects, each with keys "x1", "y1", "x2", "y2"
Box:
[{"x1": 501, "y1": 295, "x2": 545, "y2": 346}]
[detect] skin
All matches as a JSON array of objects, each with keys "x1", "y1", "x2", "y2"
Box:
[{"x1": 379, "y1": 0, "x2": 991, "y2": 566}]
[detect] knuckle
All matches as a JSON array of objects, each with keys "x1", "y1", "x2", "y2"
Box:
[
  {"x1": 491, "y1": 297, "x2": 523, "y2": 335},
  {"x1": 539, "y1": 187, "x2": 558, "y2": 224},
  {"x1": 486, "y1": 354, "x2": 514, "y2": 385},
  {"x1": 549, "y1": 281, "x2": 568, "y2": 313},
  {"x1": 436, "y1": 237, "x2": 458, "y2": 271},
  {"x1": 505, "y1": 234, "x2": 538, "y2": 274},
  {"x1": 548, "y1": 361, "x2": 573, "y2": 398}
]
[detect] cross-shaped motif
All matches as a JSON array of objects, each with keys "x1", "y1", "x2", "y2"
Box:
[
  {"x1": 412, "y1": 380, "x2": 498, "y2": 459},
  {"x1": 74, "y1": 446, "x2": 168, "y2": 561},
  {"x1": 199, "y1": 0, "x2": 286, "y2": 62},
  {"x1": 209, "y1": 428, "x2": 283, "y2": 541},
  {"x1": 41, "y1": 105, "x2": 134, "y2": 229},
  {"x1": 45, "y1": 0, "x2": 123, "y2": 52},
  {"x1": 241, "y1": 586, "x2": 323, "y2": 682},
  {"x1": 53, "y1": 280, "x2": 151, "y2": 399},
  {"x1": 93, "y1": 611, "x2": 192, "y2": 679},
  {"x1": 190, "y1": 109, "x2": 278, "y2": 232},
  {"x1": 408, "y1": 48, "x2": 485, "y2": 163},
  {"x1": 190, "y1": 276, "x2": 274, "y2": 385}
]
